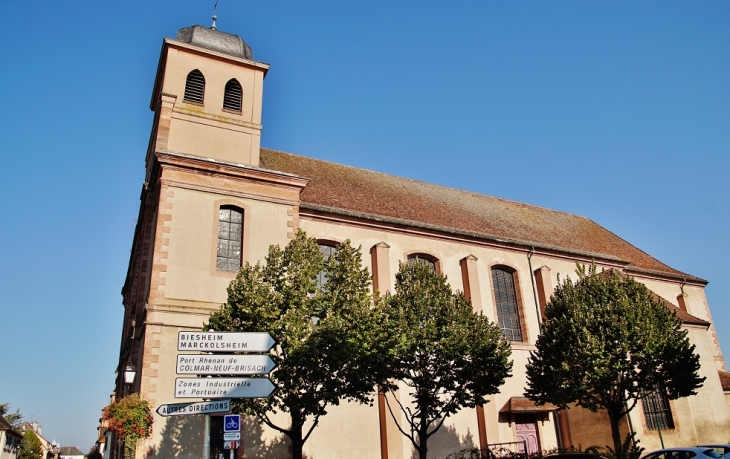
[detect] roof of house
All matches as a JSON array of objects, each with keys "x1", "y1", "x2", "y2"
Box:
[
  {"x1": 0, "y1": 415, "x2": 13, "y2": 430},
  {"x1": 719, "y1": 370, "x2": 730, "y2": 392},
  {"x1": 59, "y1": 446, "x2": 84, "y2": 456},
  {"x1": 259, "y1": 148, "x2": 704, "y2": 284}
]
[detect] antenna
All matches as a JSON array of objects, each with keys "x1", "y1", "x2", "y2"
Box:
[{"x1": 211, "y1": 0, "x2": 219, "y2": 30}]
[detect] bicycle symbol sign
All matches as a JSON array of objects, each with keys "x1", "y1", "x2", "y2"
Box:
[{"x1": 224, "y1": 414, "x2": 241, "y2": 432}]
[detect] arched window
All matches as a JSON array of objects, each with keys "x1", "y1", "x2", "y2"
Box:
[
  {"x1": 223, "y1": 78, "x2": 243, "y2": 112},
  {"x1": 491, "y1": 266, "x2": 523, "y2": 342},
  {"x1": 407, "y1": 253, "x2": 437, "y2": 273},
  {"x1": 216, "y1": 206, "x2": 243, "y2": 272},
  {"x1": 317, "y1": 243, "x2": 338, "y2": 288},
  {"x1": 184, "y1": 69, "x2": 205, "y2": 104}
]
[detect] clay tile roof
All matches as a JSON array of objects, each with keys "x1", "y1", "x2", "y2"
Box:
[
  {"x1": 60, "y1": 446, "x2": 85, "y2": 455},
  {"x1": 500, "y1": 396, "x2": 559, "y2": 413},
  {"x1": 719, "y1": 371, "x2": 730, "y2": 392},
  {"x1": 260, "y1": 148, "x2": 704, "y2": 284},
  {"x1": 0, "y1": 415, "x2": 12, "y2": 430}
]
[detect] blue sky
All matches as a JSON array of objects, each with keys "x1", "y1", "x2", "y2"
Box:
[{"x1": 0, "y1": 0, "x2": 728, "y2": 450}]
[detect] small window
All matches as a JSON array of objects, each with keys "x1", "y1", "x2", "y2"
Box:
[
  {"x1": 641, "y1": 389, "x2": 674, "y2": 431},
  {"x1": 217, "y1": 207, "x2": 243, "y2": 272},
  {"x1": 184, "y1": 69, "x2": 205, "y2": 104},
  {"x1": 317, "y1": 243, "x2": 338, "y2": 288},
  {"x1": 223, "y1": 78, "x2": 243, "y2": 112},
  {"x1": 407, "y1": 254, "x2": 437, "y2": 272},
  {"x1": 492, "y1": 266, "x2": 523, "y2": 342}
]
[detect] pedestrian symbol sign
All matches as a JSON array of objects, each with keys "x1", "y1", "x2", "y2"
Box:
[{"x1": 224, "y1": 414, "x2": 240, "y2": 432}]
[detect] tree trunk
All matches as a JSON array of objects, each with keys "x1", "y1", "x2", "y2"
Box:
[
  {"x1": 417, "y1": 409, "x2": 429, "y2": 459},
  {"x1": 607, "y1": 408, "x2": 624, "y2": 459},
  {"x1": 290, "y1": 409, "x2": 304, "y2": 459}
]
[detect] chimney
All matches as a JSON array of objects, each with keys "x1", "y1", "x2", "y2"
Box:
[{"x1": 32, "y1": 421, "x2": 38, "y2": 432}]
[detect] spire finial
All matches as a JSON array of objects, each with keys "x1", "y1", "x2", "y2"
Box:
[{"x1": 211, "y1": 0, "x2": 219, "y2": 30}]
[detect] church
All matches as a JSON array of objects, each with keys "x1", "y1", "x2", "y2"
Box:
[{"x1": 111, "y1": 23, "x2": 730, "y2": 459}]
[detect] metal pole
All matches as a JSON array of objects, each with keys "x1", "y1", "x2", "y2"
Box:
[
  {"x1": 203, "y1": 414, "x2": 211, "y2": 459},
  {"x1": 654, "y1": 412, "x2": 665, "y2": 449}
]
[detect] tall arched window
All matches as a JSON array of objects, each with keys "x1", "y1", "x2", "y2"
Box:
[
  {"x1": 317, "y1": 243, "x2": 338, "y2": 289},
  {"x1": 184, "y1": 69, "x2": 205, "y2": 104},
  {"x1": 491, "y1": 266, "x2": 523, "y2": 342},
  {"x1": 407, "y1": 253, "x2": 437, "y2": 273},
  {"x1": 217, "y1": 206, "x2": 243, "y2": 272},
  {"x1": 223, "y1": 78, "x2": 243, "y2": 112}
]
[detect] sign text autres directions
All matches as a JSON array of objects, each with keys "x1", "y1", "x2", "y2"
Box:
[
  {"x1": 156, "y1": 399, "x2": 231, "y2": 417},
  {"x1": 177, "y1": 331, "x2": 276, "y2": 353}
]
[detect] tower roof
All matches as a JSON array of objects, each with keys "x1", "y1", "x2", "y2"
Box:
[{"x1": 176, "y1": 25, "x2": 253, "y2": 60}]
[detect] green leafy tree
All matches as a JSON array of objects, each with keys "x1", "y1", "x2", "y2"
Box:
[
  {"x1": 102, "y1": 394, "x2": 154, "y2": 459},
  {"x1": 206, "y1": 230, "x2": 382, "y2": 459},
  {"x1": 526, "y1": 264, "x2": 704, "y2": 458},
  {"x1": 0, "y1": 402, "x2": 23, "y2": 429},
  {"x1": 379, "y1": 260, "x2": 513, "y2": 459},
  {"x1": 18, "y1": 430, "x2": 43, "y2": 459}
]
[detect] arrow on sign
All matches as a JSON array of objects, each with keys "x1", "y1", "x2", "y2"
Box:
[
  {"x1": 178, "y1": 331, "x2": 276, "y2": 353},
  {"x1": 175, "y1": 377, "x2": 276, "y2": 399},
  {"x1": 176, "y1": 354, "x2": 276, "y2": 375},
  {"x1": 156, "y1": 399, "x2": 231, "y2": 417}
]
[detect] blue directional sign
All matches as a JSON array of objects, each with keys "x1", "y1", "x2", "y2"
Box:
[{"x1": 224, "y1": 414, "x2": 241, "y2": 432}]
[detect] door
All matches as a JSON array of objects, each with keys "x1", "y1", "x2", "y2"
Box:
[{"x1": 515, "y1": 414, "x2": 540, "y2": 454}]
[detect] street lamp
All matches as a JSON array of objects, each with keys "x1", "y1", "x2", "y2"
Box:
[{"x1": 124, "y1": 363, "x2": 136, "y2": 386}]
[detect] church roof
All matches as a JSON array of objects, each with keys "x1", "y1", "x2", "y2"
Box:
[
  {"x1": 176, "y1": 25, "x2": 253, "y2": 60},
  {"x1": 259, "y1": 148, "x2": 704, "y2": 284}
]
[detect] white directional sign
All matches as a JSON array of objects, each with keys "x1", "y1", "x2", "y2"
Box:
[
  {"x1": 156, "y1": 399, "x2": 231, "y2": 417},
  {"x1": 223, "y1": 432, "x2": 241, "y2": 441},
  {"x1": 175, "y1": 377, "x2": 276, "y2": 399},
  {"x1": 178, "y1": 331, "x2": 276, "y2": 353},
  {"x1": 176, "y1": 354, "x2": 276, "y2": 375}
]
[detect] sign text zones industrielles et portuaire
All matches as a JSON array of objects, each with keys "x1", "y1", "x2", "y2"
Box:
[
  {"x1": 175, "y1": 377, "x2": 276, "y2": 399},
  {"x1": 177, "y1": 331, "x2": 276, "y2": 352}
]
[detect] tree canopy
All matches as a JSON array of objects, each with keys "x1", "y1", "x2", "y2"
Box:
[
  {"x1": 0, "y1": 402, "x2": 23, "y2": 429},
  {"x1": 526, "y1": 264, "x2": 704, "y2": 456},
  {"x1": 18, "y1": 430, "x2": 43, "y2": 459},
  {"x1": 379, "y1": 260, "x2": 513, "y2": 459},
  {"x1": 206, "y1": 230, "x2": 382, "y2": 459}
]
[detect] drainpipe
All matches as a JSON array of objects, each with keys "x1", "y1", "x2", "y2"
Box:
[{"x1": 527, "y1": 246, "x2": 542, "y2": 333}]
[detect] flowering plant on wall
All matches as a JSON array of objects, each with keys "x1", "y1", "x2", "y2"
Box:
[{"x1": 102, "y1": 394, "x2": 153, "y2": 458}]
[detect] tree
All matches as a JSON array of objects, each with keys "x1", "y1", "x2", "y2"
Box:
[
  {"x1": 18, "y1": 430, "x2": 43, "y2": 459},
  {"x1": 379, "y1": 260, "x2": 513, "y2": 459},
  {"x1": 206, "y1": 230, "x2": 382, "y2": 459},
  {"x1": 526, "y1": 264, "x2": 705, "y2": 457},
  {"x1": 87, "y1": 446, "x2": 104, "y2": 459},
  {"x1": 102, "y1": 394, "x2": 154, "y2": 459},
  {"x1": 0, "y1": 402, "x2": 23, "y2": 429}
]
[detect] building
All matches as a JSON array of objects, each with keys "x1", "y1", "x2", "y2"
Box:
[
  {"x1": 112, "y1": 23, "x2": 730, "y2": 459},
  {"x1": 19, "y1": 422, "x2": 59, "y2": 459},
  {"x1": 0, "y1": 416, "x2": 22, "y2": 459},
  {"x1": 58, "y1": 447, "x2": 84, "y2": 459}
]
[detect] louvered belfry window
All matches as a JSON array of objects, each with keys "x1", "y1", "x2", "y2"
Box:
[
  {"x1": 223, "y1": 78, "x2": 242, "y2": 112},
  {"x1": 217, "y1": 206, "x2": 243, "y2": 272},
  {"x1": 183, "y1": 69, "x2": 205, "y2": 104},
  {"x1": 492, "y1": 267, "x2": 523, "y2": 342}
]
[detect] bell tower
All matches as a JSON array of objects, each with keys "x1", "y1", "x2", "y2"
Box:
[{"x1": 147, "y1": 25, "x2": 269, "y2": 168}]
